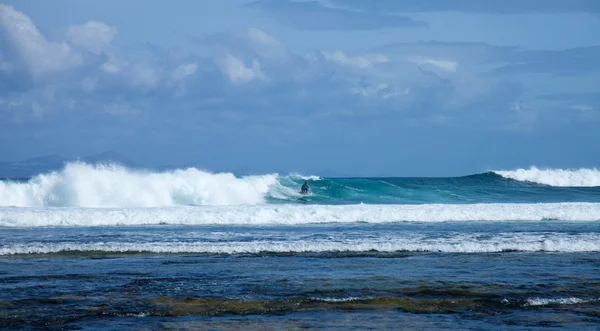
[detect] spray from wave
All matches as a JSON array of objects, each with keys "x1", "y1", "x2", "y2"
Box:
[
  {"x1": 494, "y1": 167, "x2": 600, "y2": 187},
  {"x1": 0, "y1": 162, "x2": 285, "y2": 207}
]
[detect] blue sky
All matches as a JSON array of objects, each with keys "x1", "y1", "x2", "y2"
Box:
[{"x1": 0, "y1": 0, "x2": 599, "y2": 176}]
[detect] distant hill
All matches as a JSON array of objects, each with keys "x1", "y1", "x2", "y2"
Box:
[{"x1": 0, "y1": 151, "x2": 141, "y2": 178}]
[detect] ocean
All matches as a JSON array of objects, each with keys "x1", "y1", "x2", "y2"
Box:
[{"x1": 1, "y1": 163, "x2": 599, "y2": 330}]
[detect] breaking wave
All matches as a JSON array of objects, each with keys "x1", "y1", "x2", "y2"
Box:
[
  {"x1": 0, "y1": 162, "x2": 284, "y2": 207},
  {"x1": 1, "y1": 163, "x2": 600, "y2": 208},
  {"x1": 2, "y1": 231, "x2": 600, "y2": 255},
  {"x1": 494, "y1": 167, "x2": 600, "y2": 187}
]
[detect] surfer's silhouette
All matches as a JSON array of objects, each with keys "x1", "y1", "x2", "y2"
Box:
[{"x1": 300, "y1": 181, "x2": 309, "y2": 194}]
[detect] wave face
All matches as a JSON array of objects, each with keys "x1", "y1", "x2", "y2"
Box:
[
  {"x1": 1, "y1": 163, "x2": 600, "y2": 208},
  {"x1": 494, "y1": 167, "x2": 600, "y2": 187}
]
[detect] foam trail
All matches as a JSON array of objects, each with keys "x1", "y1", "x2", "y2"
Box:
[
  {"x1": 494, "y1": 167, "x2": 600, "y2": 187},
  {"x1": 1, "y1": 202, "x2": 599, "y2": 227},
  {"x1": 2, "y1": 232, "x2": 600, "y2": 255},
  {"x1": 311, "y1": 297, "x2": 367, "y2": 303},
  {"x1": 0, "y1": 162, "x2": 279, "y2": 207},
  {"x1": 525, "y1": 297, "x2": 600, "y2": 306}
]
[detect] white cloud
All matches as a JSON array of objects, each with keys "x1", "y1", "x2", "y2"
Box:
[
  {"x1": 66, "y1": 21, "x2": 117, "y2": 54},
  {"x1": 101, "y1": 56, "x2": 123, "y2": 73},
  {"x1": 128, "y1": 63, "x2": 161, "y2": 89},
  {"x1": 410, "y1": 56, "x2": 457, "y2": 73},
  {"x1": 322, "y1": 50, "x2": 389, "y2": 68},
  {"x1": 350, "y1": 83, "x2": 408, "y2": 99},
  {"x1": 245, "y1": 28, "x2": 280, "y2": 46},
  {"x1": 170, "y1": 62, "x2": 198, "y2": 82},
  {"x1": 244, "y1": 28, "x2": 288, "y2": 60},
  {"x1": 218, "y1": 54, "x2": 267, "y2": 84},
  {"x1": 0, "y1": 4, "x2": 82, "y2": 77},
  {"x1": 9, "y1": 99, "x2": 24, "y2": 107},
  {"x1": 570, "y1": 104, "x2": 593, "y2": 111},
  {"x1": 206, "y1": 28, "x2": 290, "y2": 66}
]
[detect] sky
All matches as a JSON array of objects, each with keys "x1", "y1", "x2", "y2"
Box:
[{"x1": 0, "y1": 0, "x2": 599, "y2": 176}]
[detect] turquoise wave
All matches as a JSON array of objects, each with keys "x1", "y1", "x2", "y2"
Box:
[{"x1": 275, "y1": 172, "x2": 600, "y2": 205}]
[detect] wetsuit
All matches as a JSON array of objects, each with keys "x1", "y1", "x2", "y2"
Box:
[{"x1": 301, "y1": 183, "x2": 309, "y2": 194}]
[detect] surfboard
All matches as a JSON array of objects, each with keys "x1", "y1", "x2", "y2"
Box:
[{"x1": 300, "y1": 192, "x2": 312, "y2": 196}]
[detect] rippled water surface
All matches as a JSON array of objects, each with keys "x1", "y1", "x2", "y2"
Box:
[{"x1": 2, "y1": 223, "x2": 600, "y2": 330}]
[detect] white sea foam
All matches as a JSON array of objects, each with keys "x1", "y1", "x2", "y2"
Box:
[
  {"x1": 525, "y1": 297, "x2": 599, "y2": 306},
  {"x1": 2, "y1": 232, "x2": 600, "y2": 255},
  {"x1": 1, "y1": 202, "x2": 599, "y2": 227},
  {"x1": 494, "y1": 167, "x2": 600, "y2": 187},
  {"x1": 311, "y1": 297, "x2": 367, "y2": 302},
  {"x1": 288, "y1": 172, "x2": 322, "y2": 181},
  {"x1": 0, "y1": 162, "x2": 280, "y2": 207}
]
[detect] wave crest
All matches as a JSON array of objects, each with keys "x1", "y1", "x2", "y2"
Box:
[
  {"x1": 0, "y1": 162, "x2": 280, "y2": 207},
  {"x1": 493, "y1": 167, "x2": 600, "y2": 187}
]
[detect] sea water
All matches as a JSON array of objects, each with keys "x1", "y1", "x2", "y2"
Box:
[{"x1": 1, "y1": 163, "x2": 599, "y2": 330}]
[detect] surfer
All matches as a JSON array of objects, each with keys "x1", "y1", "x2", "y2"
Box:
[{"x1": 300, "y1": 181, "x2": 309, "y2": 194}]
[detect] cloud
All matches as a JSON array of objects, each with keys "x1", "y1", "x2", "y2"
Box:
[
  {"x1": 243, "y1": 28, "x2": 288, "y2": 60},
  {"x1": 378, "y1": 42, "x2": 600, "y2": 77},
  {"x1": 331, "y1": 0, "x2": 600, "y2": 14},
  {"x1": 350, "y1": 83, "x2": 408, "y2": 99},
  {"x1": 65, "y1": 21, "x2": 117, "y2": 55},
  {"x1": 105, "y1": 103, "x2": 140, "y2": 118},
  {"x1": 101, "y1": 60, "x2": 120, "y2": 74},
  {"x1": 1, "y1": 86, "x2": 57, "y2": 123},
  {"x1": 197, "y1": 28, "x2": 298, "y2": 85},
  {"x1": 0, "y1": 4, "x2": 82, "y2": 78},
  {"x1": 538, "y1": 92, "x2": 600, "y2": 103},
  {"x1": 217, "y1": 54, "x2": 267, "y2": 84},
  {"x1": 490, "y1": 46, "x2": 600, "y2": 76},
  {"x1": 570, "y1": 104, "x2": 593, "y2": 111},
  {"x1": 538, "y1": 92, "x2": 599, "y2": 116},
  {"x1": 247, "y1": 0, "x2": 425, "y2": 30},
  {"x1": 199, "y1": 28, "x2": 291, "y2": 64},
  {"x1": 377, "y1": 41, "x2": 517, "y2": 66},
  {"x1": 0, "y1": 6, "x2": 588, "y2": 136},
  {"x1": 0, "y1": 4, "x2": 191, "y2": 96},
  {"x1": 409, "y1": 56, "x2": 457, "y2": 73},
  {"x1": 127, "y1": 62, "x2": 161, "y2": 89},
  {"x1": 170, "y1": 62, "x2": 198, "y2": 82},
  {"x1": 321, "y1": 51, "x2": 389, "y2": 69}
]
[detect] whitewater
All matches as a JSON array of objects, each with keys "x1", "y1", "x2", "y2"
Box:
[{"x1": 1, "y1": 203, "x2": 599, "y2": 227}]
